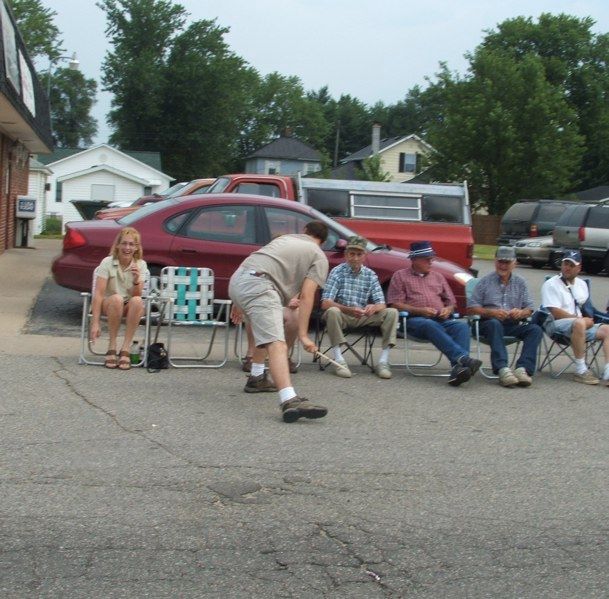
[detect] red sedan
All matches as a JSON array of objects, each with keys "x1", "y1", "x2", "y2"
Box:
[{"x1": 52, "y1": 194, "x2": 473, "y2": 310}]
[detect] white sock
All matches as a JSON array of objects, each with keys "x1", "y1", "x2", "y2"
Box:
[
  {"x1": 332, "y1": 346, "x2": 343, "y2": 361},
  {"x1": 279, "y1": 387, "x2": 297, "y2": 403},
  {"x1": 603, "y1": 364, "x2": 609, "y2": 380},
  {"x1": 575, "y1": 358, "x2": 587, "y2": 375},
  {"x1": 251, "y1": 362, "x2": 265, "y2": 377},
  {"x1": 379, "y1": 347, "x2": 390, "y2": 364}
]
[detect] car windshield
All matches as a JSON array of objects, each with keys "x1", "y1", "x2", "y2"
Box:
[
  {"x1": 119, "y1": 198, "x2": 177, "y2": 225},
  {"x1": 206, "y1": 177, "x2": 230, "y2": 194},
  {"x1": 160, "y1": 182, "x2": 187, "y2": 197}
]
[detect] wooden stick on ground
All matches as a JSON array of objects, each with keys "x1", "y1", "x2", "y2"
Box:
[{"x1": 314, "y1": 351, "x2": 347, "y2": 370}]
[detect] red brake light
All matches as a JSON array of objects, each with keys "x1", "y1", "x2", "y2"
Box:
[
  {"x1": 578, "y1": 226, "x2": 585, "y2": 242},
  {"x1": 63, "y1": 229, "x2": 86, "y2": 250},
  {"x1": 530, "y1": 224, "x2": 538, "y2": 237}
]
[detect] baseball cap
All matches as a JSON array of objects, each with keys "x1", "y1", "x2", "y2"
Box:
[
  {"x1": 495, "y1": 246, "x2": 516, "y2": 261},
  {"x1": 346, "y1": 235, "x2": 367, "y2": 251},
  {"x1": 562, "y1": 250, "x2": 582, "y2": 265},
  {"x1": 409, "y1": 241, "x2": 436, "y2": 258}
]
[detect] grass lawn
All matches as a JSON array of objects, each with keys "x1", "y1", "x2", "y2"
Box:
[{"x1": 474, "y1": 244, "x2": 497, "y2": 260}]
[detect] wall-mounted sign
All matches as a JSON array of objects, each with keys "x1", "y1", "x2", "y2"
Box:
[
  {"x1": 1, "y1": 2, "x2": 20, "y2": 94},
  {"x1": 16, "y1": 195, "x2": 36, "y2": 219},
  {"x1": 19, "y1": 50, "x2": 35, "y2": 116}
]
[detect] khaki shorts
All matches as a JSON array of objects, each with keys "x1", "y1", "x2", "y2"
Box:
[{"x1": 229, "y1": 268, "x2": 285, "y2": 347}]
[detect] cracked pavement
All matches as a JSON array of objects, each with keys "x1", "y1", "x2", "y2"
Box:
[{"x1": 2, "y1": 244, "x2": 609, "y2": 597}]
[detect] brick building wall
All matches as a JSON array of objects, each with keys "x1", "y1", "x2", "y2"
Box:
[{"x1": 0, "y1": 134, "x2": 31, "y2": 254}]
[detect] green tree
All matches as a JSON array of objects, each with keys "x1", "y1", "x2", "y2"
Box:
[
  {"x1": 160, "y1": 19, "x2": 257, "y2": 178},
  {"x1": 427, "y1": 53, "x2": 584, "y2": 214},
  {"x1": 356, "y1": 154, "x2": 391, "y2": 181},
  {"x1": 98, "y1": 0, "x2": 187, "y2": 150},
  {"x1": 240, "y1": 73, "x2": 329, "y2": 164},
  {"x1": 9, "y1": 0, "x2": 63, "y2": 60},
  {"x1": 49, "y1": 67, "x2": 98, "y2": 147},
  {"x1": 307, "y1": 93, "x2": 372, "y2": 165},
  {"x1": 479, "y1": 13, "x2": 609, "y2": 189}
]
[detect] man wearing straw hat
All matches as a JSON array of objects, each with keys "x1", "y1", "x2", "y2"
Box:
[{"x1": 387, "y1": 240, "x2": 481, "y2": 386}]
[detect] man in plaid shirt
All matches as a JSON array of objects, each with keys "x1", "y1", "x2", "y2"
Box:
[
  {"x1": 321, "y1": 236, "x2": 398, "y2": 379},
  {"x1": 387, "y1": 241, "x2": 481, "y2": 386}
]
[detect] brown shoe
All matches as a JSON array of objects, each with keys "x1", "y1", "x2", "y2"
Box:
[
  {"x1": 288, "y1": 358, "x2": 298, "y2": 374},
  {"x1": 281, "y1": 396, "x2": 328, "y2": 423},
  {"x1": 244, "y1": 373, "x2": 277, "y2": 393}
]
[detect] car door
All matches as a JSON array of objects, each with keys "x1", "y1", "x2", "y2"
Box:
[{"x1": 167, "y1": 204, "x2": 260, "y2": 298}]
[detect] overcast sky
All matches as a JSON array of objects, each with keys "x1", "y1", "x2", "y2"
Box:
[{"x1": 40, "y1": 0, "x2": 609, "y2": 145}]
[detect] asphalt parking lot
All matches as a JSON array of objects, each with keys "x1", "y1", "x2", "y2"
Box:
[{"x1": 4, "y1": 256, "x2": 609, "y2": 597}]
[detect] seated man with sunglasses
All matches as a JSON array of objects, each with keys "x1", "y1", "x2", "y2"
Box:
[
  {"x1": 541, "y1": 250, "x2": 609, "y2": 385},
  {"x1": 467, "y1": 246, "x2": 543, "y2": 387}
]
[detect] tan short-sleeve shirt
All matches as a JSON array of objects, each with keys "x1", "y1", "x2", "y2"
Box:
[
  {"x1": 241, "y1": 234, "x2": 328, "y2": 304},
  {"x1": 96, "y1": 256, "x2": 147, "y2": 301}
]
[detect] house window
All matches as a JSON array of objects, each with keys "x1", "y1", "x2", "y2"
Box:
[
  {"x1": 304, "y1": 162, "x2": 319, "y2": 174},
  {"x1": 55, "y1": 181, "x2": 62, "y2": 203},
  {"x1": 398, "y1": 152, "x2": 418, "y2": 173},
  {"x1": 265, "y1": 160, "x2": 280, "y2": 175},
  {"x1": 143, "y1": 186, "x2": 152, "y2": 195}
]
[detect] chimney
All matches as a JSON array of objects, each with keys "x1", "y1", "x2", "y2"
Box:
[
  {"x1": 283, "y1": 127, "x2": 293, "y2": 138},
  {"x1": 371, "y1": 123, "x2": 381, "y2": 155}
]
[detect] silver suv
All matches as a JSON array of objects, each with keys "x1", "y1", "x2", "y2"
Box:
[{"x1": 577, "y1": 202, "x2": 609, "y2": 274}]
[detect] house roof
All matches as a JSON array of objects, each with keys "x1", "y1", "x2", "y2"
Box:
[
  {"x1": 35, "y1": 144, "x2": 164, "y2": 172},
  {"x1": 29, "y1": 157, "x2": 52, "y2": 173},
  {"x1": 247, "y1": 135, "x2": 321, "y2": 161},
  {"x1": 341, "y1": 134, "x2": 433, "y2": 163},
  {"x1": 57, "y1": 164, "x2": 151, "y2": 185},
  {"x1": 571, "y1": 185, "x2": 609, "y2": 202}
]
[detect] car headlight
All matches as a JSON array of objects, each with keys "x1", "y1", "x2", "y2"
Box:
[{"x1": 454, "y1": 272, "x2": 474, "y2": 285}]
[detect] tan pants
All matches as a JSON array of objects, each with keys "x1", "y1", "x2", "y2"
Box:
[{"x1": 322, "y1": 306, "x2": 398, "y2": 348}]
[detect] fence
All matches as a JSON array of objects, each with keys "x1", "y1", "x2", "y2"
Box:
[{"x1": 472, "y1": 214, "x2": 501, "y2": 245}]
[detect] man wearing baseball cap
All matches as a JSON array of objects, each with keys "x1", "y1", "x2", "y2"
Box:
[
  {"x1": 541, "y1": 250, "x2": 609, "y2": 384},
  {"x1": 467, "y1": 246, "x2": 543, "y2": 387},
  {"x1": 320, "y1": 235, "x2": 398, "y2": 379}
]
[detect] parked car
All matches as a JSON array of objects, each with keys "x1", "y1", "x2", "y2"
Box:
[
  {"x1": 578, "y1": 201, "x2": 609, "y2": 274},
  {"x1": 52, "y1": 194, "x2": 474, "y2": 311},
  {"x1": 105, "y1": 181, "x2": 189, "y2": 209},
  {"x1": 550, "y1": 203, "x2": 595, "y2": 270},
  {"x1": 95, "y1": 178, "x2": 215, "y2": 220},
  {"x1": 497, "y1": 199, "x2": 574, "y2": 245},
  {"x1": 514, "y1": 236, "x2": 556, "y2": 269}
]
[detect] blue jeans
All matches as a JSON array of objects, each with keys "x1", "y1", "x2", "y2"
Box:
[
  {"x1": 478, "y1": 319, "x2": 543, "y2": 375},
  {"x1": 406, "y1": 317, "x2": 471, "y2": 365}
]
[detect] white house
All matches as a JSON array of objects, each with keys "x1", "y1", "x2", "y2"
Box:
[
  {"x1": 27, "y1": 158, "x2": 53, "y2": 235},
  {"x1": 34, "y1": 144, "x2": 173, "y2": 229},
  {"x1": 327, "y1": 124, "x2": 433, "y2": 183}
]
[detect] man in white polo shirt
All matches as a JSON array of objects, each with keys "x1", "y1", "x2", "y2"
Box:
[{"x1": 541, "y1": 250, "x2": 609, "y2": 384}]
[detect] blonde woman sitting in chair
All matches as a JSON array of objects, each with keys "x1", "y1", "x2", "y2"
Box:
[{"x1": 90, "y1": 227, "x2": 147, "y2": 370}]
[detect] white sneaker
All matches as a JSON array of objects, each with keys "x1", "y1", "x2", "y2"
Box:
[
  {"x1": 333, "y1": 358, "x2": 352, "y2": 378},
  {"x1": 513, "y1": 367, "x2": 533, "y2": 387},
  {"x1": 374, "y1": 363, "x2": 392, "y2": 379},
  {"x1": 498, "y1": 367, "x2": 519, "y2": 387}
]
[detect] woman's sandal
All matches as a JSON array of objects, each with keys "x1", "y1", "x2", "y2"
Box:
[
  {"x1": 105, "y1": 349, "x2": 118, "y2": 369},
  {"x1": 117, "y1": 350, "x2": 131, "y2": 370}
]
